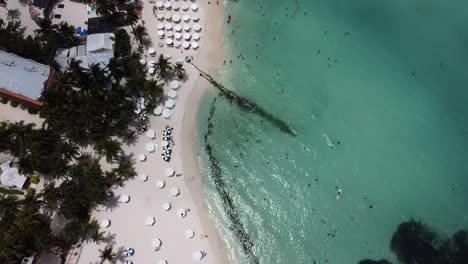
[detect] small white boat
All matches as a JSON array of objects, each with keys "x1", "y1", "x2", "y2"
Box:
[{"x1": 336, "y1": 189, "x2": 342, "y2": 200}]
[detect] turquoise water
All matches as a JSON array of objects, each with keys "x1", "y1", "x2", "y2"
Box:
[{"x1": 197, "y1": 0, "x2": 468, "y2": 263}]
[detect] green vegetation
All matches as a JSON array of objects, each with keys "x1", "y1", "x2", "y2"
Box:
[
  {"x1": 10, "y1": 100, "x2": 18, "y2": 107},
  {"x1": 0, "y1": 97, "x2": 8, "y2": 104},
  {"x1": 132, "y1": 24, "x2": 148, "y2": 45},
  {"x1": 0, "y1": 187, "x2": 23, "y2": 195},
  {"x1": 30, "y1": 175, "x2": 40, "y2": 184}
]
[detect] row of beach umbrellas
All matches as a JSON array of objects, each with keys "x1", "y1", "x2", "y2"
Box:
[{"x1": 156, "y1": 1, "x2": 199, "y2": 12}]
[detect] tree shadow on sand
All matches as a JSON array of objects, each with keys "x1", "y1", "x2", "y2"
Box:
[{"x1": 359, "y1": 219, "x2": 468, "y2": 264}]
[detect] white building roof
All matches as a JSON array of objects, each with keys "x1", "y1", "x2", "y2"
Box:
[
  {"x1": 0, "y1": 167, "x2": 27, "y2": 188},
  {"x1": 0, "y1": 50, "x2": 50, "y2": 100},
  {"x1": 86, "y1": 33, "x2": 114, "y2": 52}
]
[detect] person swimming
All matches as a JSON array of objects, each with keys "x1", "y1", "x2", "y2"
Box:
[{"x1": 336, "y1": 189, "x2": 342, "y2": 200}]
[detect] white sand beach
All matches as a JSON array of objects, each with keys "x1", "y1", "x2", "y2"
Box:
[
  {"x1": 0, "y1": 0, "x2": 40, "y2": 36},
  {"x1": 63, "y1": 1, "x2": 229, "y2": 264}
]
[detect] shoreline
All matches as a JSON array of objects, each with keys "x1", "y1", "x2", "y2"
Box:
[{"x1": 180, "y1": 1, "x2": 230, "y2": 263}]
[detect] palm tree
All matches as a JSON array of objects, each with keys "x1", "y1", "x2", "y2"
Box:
[
  {"x1": 173, "y1": 62, "x2": 186, "y2": 79},
  {"x1": 124, "y1": 4, "x2": 139, "y2": 28},
  {"x1": 132, "y1": 24, "x2": 148, "y2": 45},
  {"x1": 95, "y1": 139, "x2": 122, "y2": 163},
  {"x1": 155, "y1": 54, "x2": 173, "y2": 79},
  {"x1": 0, "y1": 0, "x2": 8, "y2": 11},
  {"x1": 99, "y1": 245, "x2": 117, "y2": 264},
  {"x1": 93, "y1": 0, "x2": 116, "y2": 17},
  {"x1": 143, "y1": 79, "x2": 164, "y2": 98}
]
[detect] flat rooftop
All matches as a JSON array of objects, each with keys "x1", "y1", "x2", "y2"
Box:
[{"x1": 0, "y1": 50, "x2": 50, "y2": 100}]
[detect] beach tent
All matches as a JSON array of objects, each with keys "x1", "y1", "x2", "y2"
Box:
[
  {"x1": 100, "y1": 219, "x2": 111, "y2": 228},
  {"x1": 170, "y1": 187, "x2": 180, "y2": 196},
  {"x1": 183, "y1": 24, "x2": 191, "y2": 31},
  {"x1": 192, "y1": 251, "x2": 203, "y2": 260},
  {"x1": 193, "y1": 23, "x2": 202, "y2": 31},
  {"x1": 162, "y1": 202, "x2": 171, "y2": 211},
  {"x1": 145, "y1": 216, "x2": 156, "y2": 226},
  {"x1": 157, "y1": 23, "x2": 164, "y2": 30},
  {"x1": 138, "y1": 153, "x2": 147, "y2": 161},
  {"x1": 174, "y1": 33, "x2": 182, "y2": 40},
  {"x1": 165, "y1": 167, "x2": 175, "y2": 177},
  {"x1": 164, "y1": 1, "x2": 171, "y2": 9},
  {"x1": 118, "y1": 194, "x2": 130, "y2": 203},
  {"x1": 165, "y1": 99, "x2": 175, "y2": 109},
  {"x1": 172, "y1": 14, "x2": 181, "y2": 23},
  {"x1": 181, "y1": 4, "x2": 188, "y2": 11},
  {"x1": 162, "y1": 109, "x2": 172, "y2": 119},
  {"x1": 193, "y1": 33, "x2": 200, "y2": 41},
  {"x1": 156, "y1": 180, "x2": 165, "y2": 189},
  {"x1": 177, "y1": 208, "x2": 187, "y2": 218},
  {"x1": 183, "y1": 33, "x2": 191, "y2": 40},
  {"x1": 146, "y1": 143, "x2": 156, "y2": 153},
  {"x1": 156, "y1": 1, "x2": 164, "y2": 9},
  {"x1": 175, "y1": 25, "x2": 182, "y2": 32},
  {"x1": 183, "y1": 42, "x2": 191, "y2": 49},
  {"x1": 168, "y1": 89, "x2": 177, "y2": 99},
  {"x1": 166, "y1": 39, "x2": 174, "y2": 45},
  {"x1": 154, "y1": 106, "x2": 163, "y2": 115},
  {"x1": 192, "y1": 42, "x2": 199, "y2": 49},
  {"x1": 183, "y1": 15, "x2": 190, "y2": 22},
  {"x1": 152, "y1": 238, "x2": 162, "y2": 250},
  {"x1": 185, "y1": 229, "x2": 194, "y2": 239},
  {"x1": 170, "y1": 80, "x2": 180, "y2": 89},
  {"x1": 191, "y1": 3, "x2": 198, "y2": 11},
  {"x1": 146, "y1": 129, "x2": 157, "y2": 139},
  {"x1": 165, "y1": 23, "x2": 172, "y2": 30},
  {"x1": 139, "y1": 173, "x2": 148, "y2": 181}
]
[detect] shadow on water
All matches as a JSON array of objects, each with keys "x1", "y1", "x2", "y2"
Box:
[
  {"x1": 359, "y1": 219, "x2": 468, "y2": 264},
  {"x1": 203, "y1": 97, "x2": 260, "y2": 264},
  {"x1": 192, "y1": 63, "x2": 297, "y2": 137}
]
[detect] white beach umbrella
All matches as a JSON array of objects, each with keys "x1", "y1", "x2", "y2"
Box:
[
  {"x1": 168, "y1": 89, "x2": 177, "y2": 98},
  {"x1": 191, "y1": 3, "x2": 198, "y2": 11},
  {"x1": 183, "y1": 42, "x2": 190, "y2": 49},
  {"x1": 166, "y1": 38, "x2": 173, "y2": 45},
  {"x1": 185, "y1": 229, "x2": 194, "y2": 239},
  {"x1": 118, "y1": 194, "x2": 130, "y2": 203},
  {"x1": 170, "y1": 187, "x2": 180, "y2": 196},
  {"x1": 157, "y1": 23, "x2": 164, "y2": 30},
  {"x1": 165, "y1": 167, "x2": 175, "y2": 177},
  {"x1": 139, "y1": 59, "x2": 146, "y2": 65},
  {"x1": 181, "y1": 4, "x2": 188, "y2": 11},
  {"x1": 148, "y1": 60, "x2": 156, "y2": 67},
  {"x1": 137, "y1": 153, "x2": 147, "y2": 162},
  {"x1": 173, "y1": 4, "x2": 179, "y2": 11},
  {"x1": 152, "y1": 238, "x2": 162, "y2": 249},
  {"x1": 156, "y1": 1, "x2": 164, "y2": 8},
  {"x1": 183, "y1": 24, "x2": 191, "y2": 32},
  {"x1": 154, "y1": 106, "x2": 163, "y2": 115},
  {"x1": 100, "y1": 219, "x2": 111, "y2": 228},
  {"x1": 167, "y1": 31, "x2": 174, "y2": 38},
  {"x1": 172, "y1": 14, "x2": 181, "y2": 22},
  {"x1": 156, "y1": 180, "x2": 165, "y2": 189},
  {"x1": 193, "y1": 23, "x2": 201, "y2": 31},
  {"x1": 177, "y1": 208, "x2": 187, "y2": 218},
  {"x1": 192, "y1": 251, "x2": 203, "y2": 260},
  {"x1": 145, "y1": 142, "x2": 156, "y2": 153},
  {"x1": 148, "y1": 67, "x2": 155, "y2": 74},
  {"x1": 162, "y1": 109, "x2": 172, "y2": 119},
  {"x1": 158, "y1": 260, "x2": 167, "y2": 264},
  {"x1": 193, "y1": 33, "x2": 200, "y2": 40},
  {"x1": 174, "y1": 32, "x2": 182, "y2": 40},
  {"x1": 145, "y1": 216, "x2": 156, "y2": 226},
  {"x1": 165, "y1": 13, "x2": 171, "y2": 21},
  {"x1": 157, "y1": 13, "x2": 164, "y2": 20},
  {"x1": 183, "y1": 33, "x2": 191, "y2": 40},
  {"x1": 139, "y1": 173, "x2": 148, "y2": 181},
  {"x1": 162, "y1": 202, "x2": 171, "y2": 211},
  {"x1": 161, "y1": 140, "x2": 169, "y2": 147},
  {"x1": 165, "y1": 99, "x2": 175, "y2": 109},
  {"x1": 193, "y1": 16, "x2": 200, "y2": 22},
  {"x1": 192, "y1": 42, "x2": 199, "y2": 49},
  {"x1": 148, "y1": 47, "x2": 156, "y2": 55},
  {"x1": 164, "y1": 1, "x2": 171, "y2": 9},
  {"x1": 146, "y1": 129, "x2": 156, "y2": 139},
  {"x1": 165, "y1": 23, "x2": 172, "y2": 30},
  {"x1": 183, "y1": 14, "x2": 190, "y2": 22},
  {"x1": 170, "y1": 80, "x2": 180, "y2": 89},
  {"x1": 174, "y1": 41, "x2": 182, "y2": 48},
  {"x1": 134, "y1": 107, "x2": 141, "y2": 114},
  {"x1": 175, "y1": 24, "x2": 182, "y2": 32}
]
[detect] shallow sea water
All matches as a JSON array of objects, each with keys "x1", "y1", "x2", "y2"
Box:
[{"x1": 197, "y1": 0, "x2": 468, "y2": 263}]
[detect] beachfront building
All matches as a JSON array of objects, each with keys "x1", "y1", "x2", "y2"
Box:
[
  {"x1": 30, "y1": 0, "x2": 54, "y2": 22},
  {"x1": 55, "y1": 33, "x2": 115, "y2": 70},
  {"x1": 0, "y1": 50, "x2": 55, "y2": 109}
]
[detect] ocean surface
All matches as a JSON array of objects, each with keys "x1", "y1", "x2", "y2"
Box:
[{"x1": 197, "y1": 0, "x2": 468, "y2": 263}]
